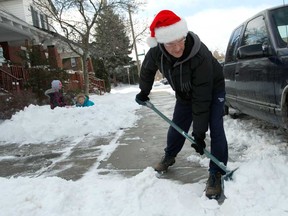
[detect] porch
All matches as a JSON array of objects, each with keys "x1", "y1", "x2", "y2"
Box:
[{"x1": 0, "y1": 65, "x2": 105, "y2": 95}]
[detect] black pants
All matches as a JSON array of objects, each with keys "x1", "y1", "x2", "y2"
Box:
[{"x1": 165, "y1": 91, "x2": 228, "y2": 174}]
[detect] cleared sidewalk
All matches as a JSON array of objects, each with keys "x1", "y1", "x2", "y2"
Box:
[
  {"x1": 0, "y1": 90, "x2": 209, "y2": 184},
  {"x1": 98, "y1": 90, "x2": 208, "y2": 184}
]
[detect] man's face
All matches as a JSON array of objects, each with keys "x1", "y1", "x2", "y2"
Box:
[{"x1": 163, "y1": 37, "x2": 186, "y2": 58}]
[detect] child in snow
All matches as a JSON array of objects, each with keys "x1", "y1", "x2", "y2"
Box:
[
  {"x1": 45, "y1": 80, "x2": 66, "y2": 109},
  {"x1": 75, "y1": 93, "x2": 94, "y2": 107}
]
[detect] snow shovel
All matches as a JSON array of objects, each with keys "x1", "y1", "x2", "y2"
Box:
[{"x1": 144, "y1": 100, "x2": 237, "y2": 181}]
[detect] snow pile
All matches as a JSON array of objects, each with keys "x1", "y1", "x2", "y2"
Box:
[{"x1": 0, "y1": 84, "x2": 287, "y2": 216}]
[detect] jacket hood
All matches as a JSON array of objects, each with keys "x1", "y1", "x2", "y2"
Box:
[{"x1": 185, "y1": 31, "x2": 201, "y2": 61}]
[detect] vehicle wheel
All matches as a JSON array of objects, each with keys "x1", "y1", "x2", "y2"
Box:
[
  {"x1": 224, "y1": 105, "x2": 229, "y2": 115},
  {"x1": 230, "y1": 113, "x2": 239, "y2": 119}
]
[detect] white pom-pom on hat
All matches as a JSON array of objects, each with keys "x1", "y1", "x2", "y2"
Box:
[{"x1": 146, "y1": 37, "x2": 158, "y2": 48}]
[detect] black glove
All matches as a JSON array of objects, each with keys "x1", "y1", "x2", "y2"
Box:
[
  {"x1": 191, "y1": 133, "x2": 206, "y2": 155},
  {"x1": 135, "y1": 91, "x2": 150, "y2": 105}
]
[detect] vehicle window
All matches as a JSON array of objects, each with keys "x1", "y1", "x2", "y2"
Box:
[
  {"x1": 225, "y1": 26, "x2": 243, "y2": 63},
  {"x1": 271, "y1": 7, "x2": 288, "y2": 47},
  {"x1": 242, "y1": 16, "x2": 268, "y2": 46}
]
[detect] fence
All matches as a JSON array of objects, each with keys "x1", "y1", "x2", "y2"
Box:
[
  {"x1": 0, "y1": 65, "x2": 105, "y2": 94},
  {"x1": 0, "y1": 65, "x2": 29, "y2": 92}
]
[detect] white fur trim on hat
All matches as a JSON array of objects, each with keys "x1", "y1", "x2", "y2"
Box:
[{"x1": 155, "y1": 19, "x2": 188, "y2": 44}]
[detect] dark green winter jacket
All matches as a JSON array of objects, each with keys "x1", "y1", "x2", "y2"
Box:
[{"x1": 139, "y1": 31, "x2": 225, "y2": 139}]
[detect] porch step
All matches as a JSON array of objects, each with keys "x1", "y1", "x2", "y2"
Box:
[{"x1": 0, "y1": 87, "x2": 9, "y2": 95}]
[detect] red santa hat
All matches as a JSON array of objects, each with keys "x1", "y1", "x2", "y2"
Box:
[{"x1": 147, "y1": 10, "x2": 188, "y2": 48}]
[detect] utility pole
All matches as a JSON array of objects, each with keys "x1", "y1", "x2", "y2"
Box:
[
  {"x1": 124, "y1": 65, "x2": 131, "y2": 85},
  {"x1": 128, "y1": 5, "x2": 141, "y2": 76}
]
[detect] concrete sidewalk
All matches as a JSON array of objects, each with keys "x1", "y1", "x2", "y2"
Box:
[
  {"x1": 0, "y1": 90, "x2": 208, "y2": 184},
  {"x1": 98, "y1": 90, "x2": 208, "y2": 184}
]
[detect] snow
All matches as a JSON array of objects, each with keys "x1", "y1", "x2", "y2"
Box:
[{"x1": 0, "y1": 84, "x2": 288, "y2": 216}]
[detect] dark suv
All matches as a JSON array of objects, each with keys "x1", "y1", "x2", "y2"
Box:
[{"x1": 223, "y1": 5, "x2": 288, "y2": 128}]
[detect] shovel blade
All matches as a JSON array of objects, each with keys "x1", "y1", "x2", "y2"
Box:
[{"x1": 223, "y1": 167, "x2": 238, "y2": 181}]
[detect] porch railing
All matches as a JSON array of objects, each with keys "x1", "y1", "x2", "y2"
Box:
[
  {"x1": 0, "y1": 65, "x2": 106, "y2": 94},
  {"x1": 0, "y1": 66, "x2": 26, "y2": 92},
  {"x1": 89, "y1": 72, "x2": 106, "y2": 95}
]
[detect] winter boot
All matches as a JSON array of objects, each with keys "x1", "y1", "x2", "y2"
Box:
[
  {"x1": 154, "y1": 155, "x2": 175, "y2": 173},
  {"x1": 205, "y1": 172, "x2": 222, "y2": 199}
]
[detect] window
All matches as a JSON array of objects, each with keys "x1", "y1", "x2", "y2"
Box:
[
  {"x1": 242, "y1": 16, "x2": 268, "y2": 46},
  {"x1": 40, "y1": 14, "x2": 46, "y2": 29},
  {"x1": 271, "y1": 7, "x2": 288, "y2": 47},
  {"x1": 0, "y1": 46, "x2": 5, "y2": 66},
  {"x1": 31, "y1": 6, "x2": 39, "y2": 28},
  {"x1": 225, "y1": 26, "x2": 243, "y2": 63},
  {"x1": 71, "y1": 58, "x2": 76, "y2": 68},
  {"x1": 45, "y1": 15, "x2": 50, "y2": 31}
]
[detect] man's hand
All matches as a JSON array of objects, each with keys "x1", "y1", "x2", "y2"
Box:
[
  {"x1": 135, "y1": 91, "x2": 150, "y2": 105},
  {"x1": 191, "y1": 133, "x2": 206, "y2": 155}
]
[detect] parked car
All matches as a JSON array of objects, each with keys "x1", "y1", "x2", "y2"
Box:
[
  {"x1": 160, "y1": 78, "x2": 169, "y2": 85},
  {"x1": 223, "y1": 5, "x2": 288, "y2": 128}
]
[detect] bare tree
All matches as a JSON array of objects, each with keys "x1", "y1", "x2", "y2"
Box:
[
  {"x1": 93, "y1": 6, "x2": 132, "y2": 87},
  {"x1": 35, "y1": 0, "x2": 140, "y2": 94},
  {"x1": 213, "y1": 49, "x2": 225, "y2": 62}
]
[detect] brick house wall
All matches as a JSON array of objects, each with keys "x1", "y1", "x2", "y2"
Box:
[
  {"x1": 62, "y1": 57, "x2": 82, "y2": 71},
  {"x1": 47, "y1": 45, "x2": 62, "y2": 68}
]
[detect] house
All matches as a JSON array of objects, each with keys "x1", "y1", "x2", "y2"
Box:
[{"x1": 0, "y1": 0, "x2": 105, "y2": 94}]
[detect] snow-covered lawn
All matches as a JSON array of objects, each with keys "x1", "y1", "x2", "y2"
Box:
[{"x1": 0, "y1": 84, "x2": 287, "y2": 216}]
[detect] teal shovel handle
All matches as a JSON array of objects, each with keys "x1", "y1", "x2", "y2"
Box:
[{"x1": 144, "y1": 101, "x2": 232, "y2": 176}]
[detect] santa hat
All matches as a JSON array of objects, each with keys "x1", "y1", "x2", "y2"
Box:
[{"x1": 147, "y1": 10, "x2": 188, "y2": 48}]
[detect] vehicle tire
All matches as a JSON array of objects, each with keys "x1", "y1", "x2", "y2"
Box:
[{"x1": 224, "y1": 105, "x2": 229, "y2": 115}]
